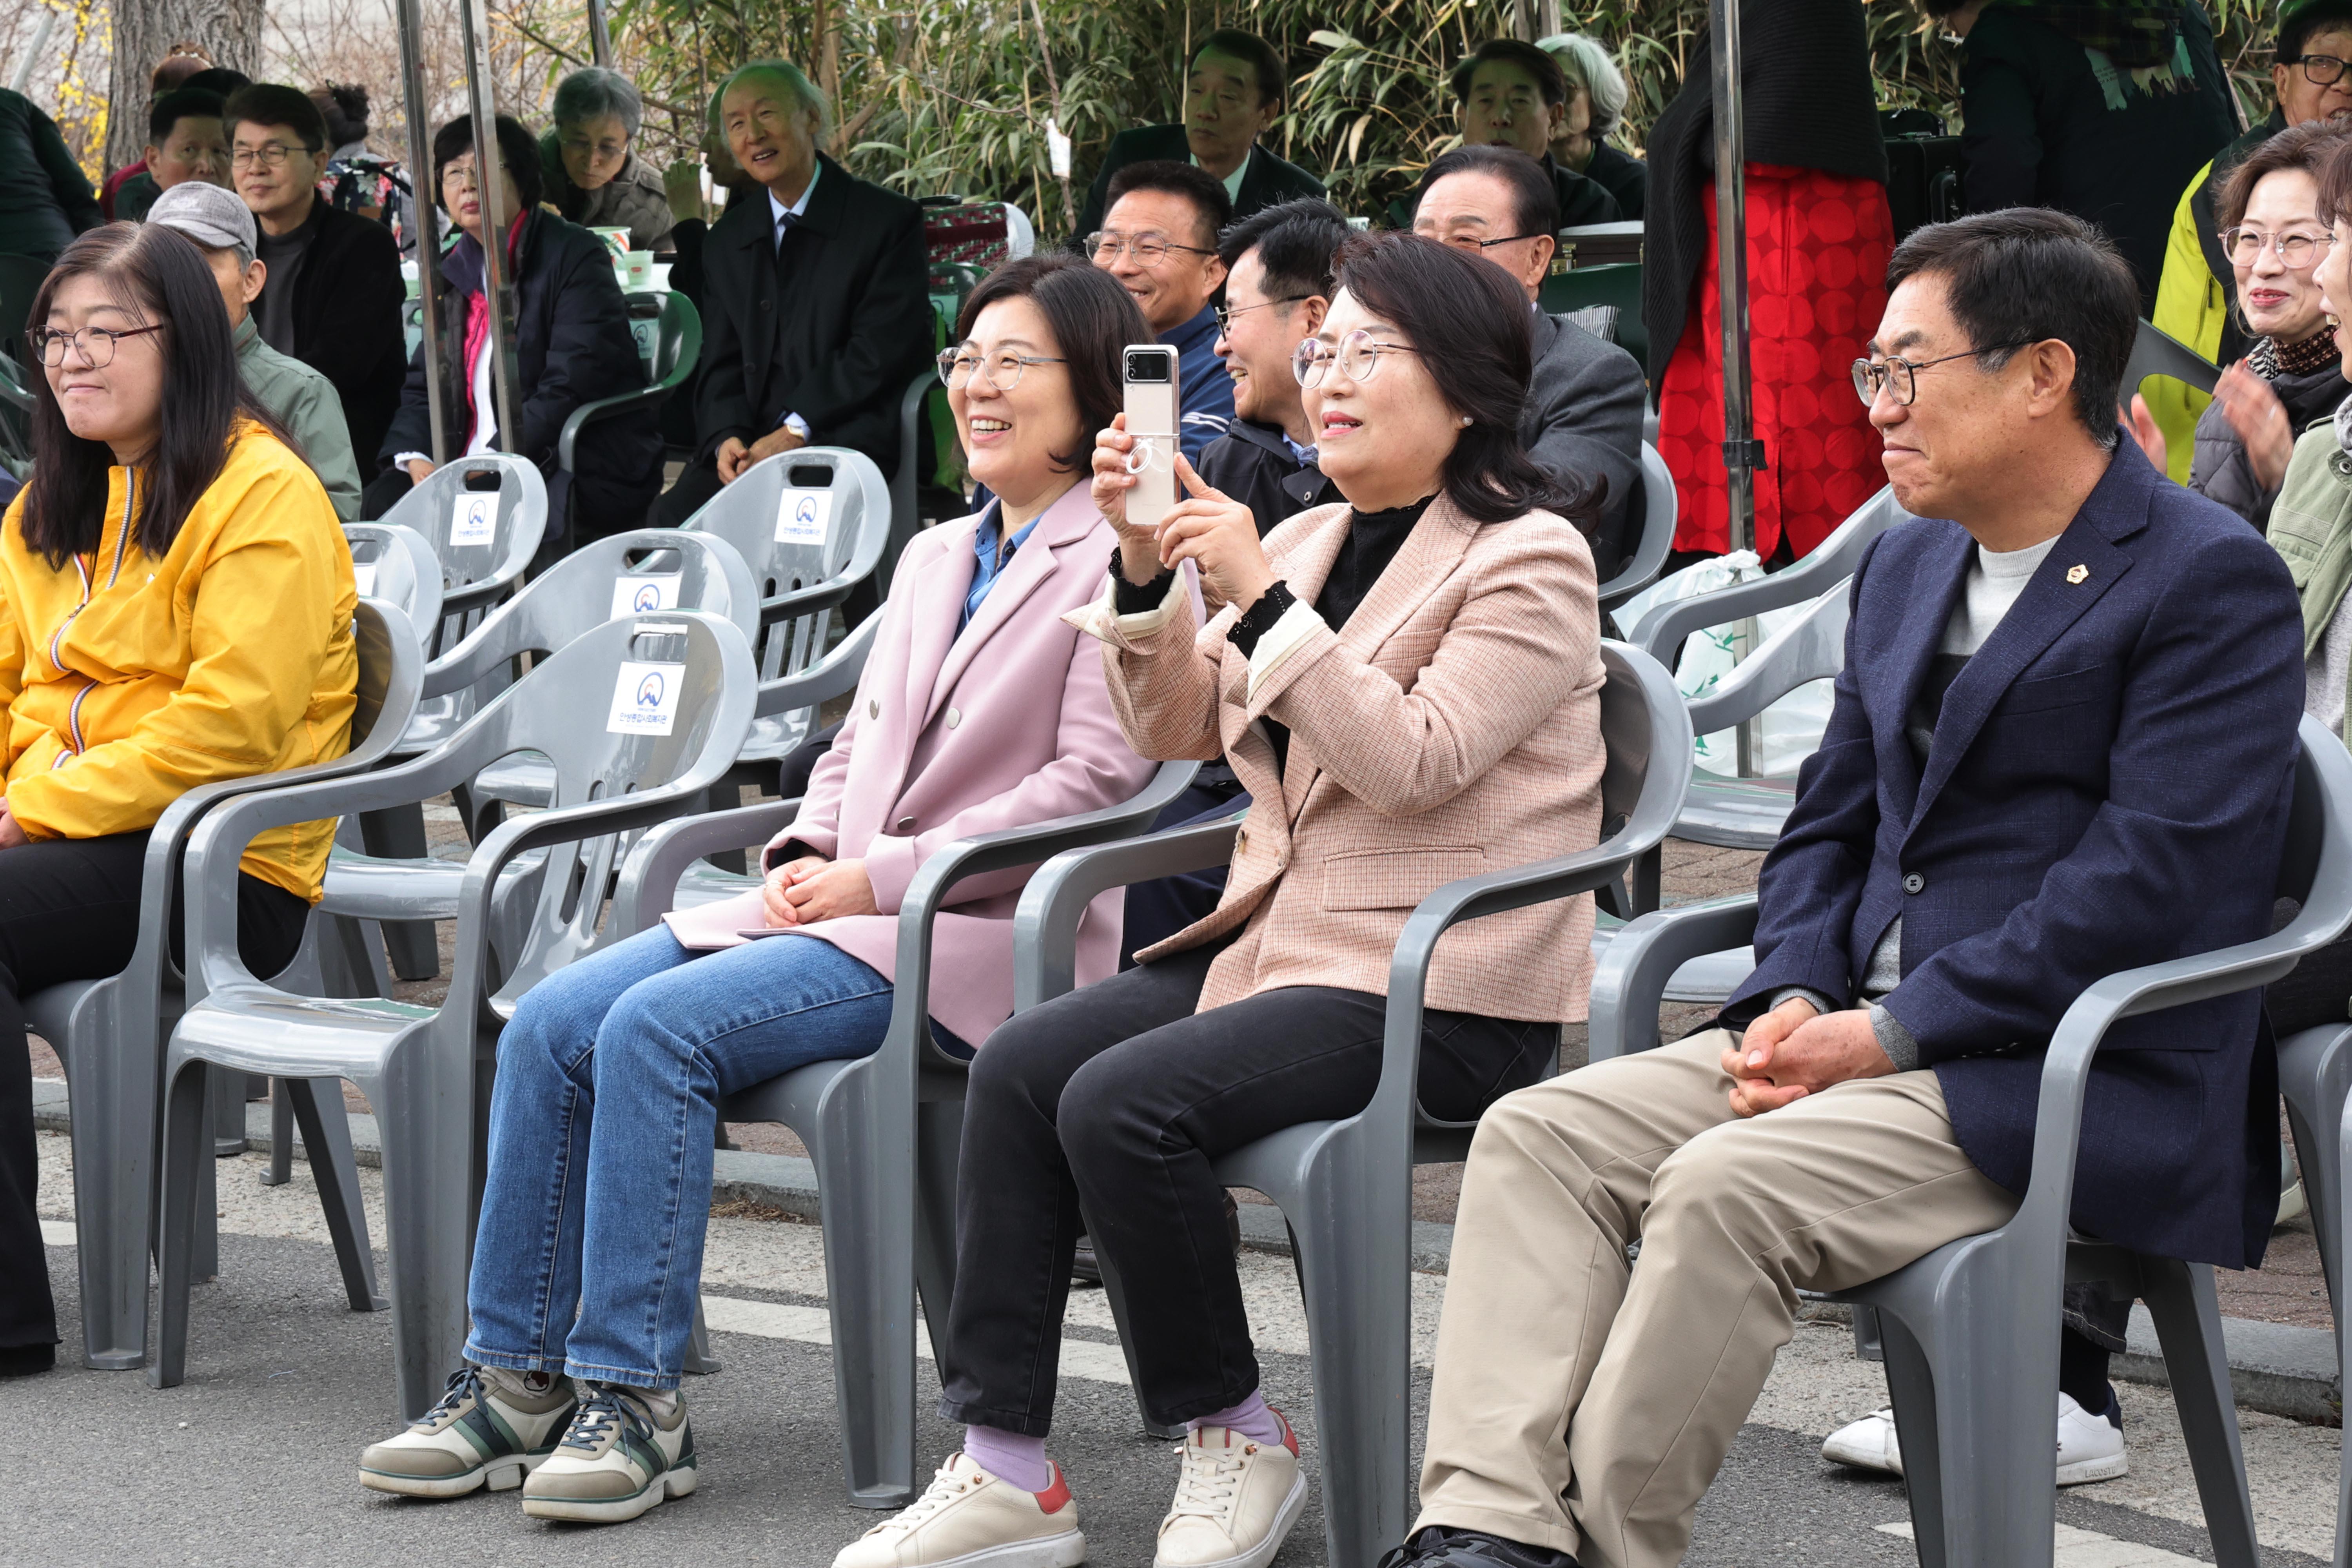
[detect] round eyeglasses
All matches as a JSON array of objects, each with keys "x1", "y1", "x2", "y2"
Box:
[
  {"x1": 2221, "y1": 227, "x2": 2336, "y2": 269},
  {"x1": 937, "y1": 349, "x2": 1067, "y2": 392},
  {"x1": 1293, "y1": 329, "x2": 1421, "y2": 388},
  {"x1": 27, "y1": 323, "x2": 166, "y2": 368}
]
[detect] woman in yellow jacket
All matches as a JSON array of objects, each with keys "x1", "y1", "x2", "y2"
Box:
[{"x1": 1, "y1": 221, "x2": 356, "y2": 1378}]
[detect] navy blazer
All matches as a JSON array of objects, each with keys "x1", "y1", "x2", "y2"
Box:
[{"x1": 1724, "y1": 443, "x2": 2304, "y2": 1268}]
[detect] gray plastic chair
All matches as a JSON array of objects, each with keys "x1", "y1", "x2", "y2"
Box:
[
  {"x1": 2125, "y1": 316, "x2": 2221, "y2": 408},
  {"x1": 1597, "y1": 441, "x2": 1677, "y2": 612},
  {"x1": 33, "y1": 600, "x2": 423, "y2": 1368},
  {"x1": 371, "y1": 453, "x2": 547, "y2": 642},
  {"x1": 1629, "y1": 485, "x2": 1914, "y2": 665},
  {"x1": 436, "y1": 528, "x2": 760, "y2": 823},
  {"x1": 2278, "y1": 1022, "x2": 2350, "y2": 1332},
  {"x1": 342, "y1": 523, "x2": 445, "y2": 642},
  {"x1": 152, "y1": 611, "x2": 759, "y2": 1419},
  {"x1": 607, "y1": 759, "x2": 1202, "y2": 1507},
  {"x1": 678, "y1": 446, "x2": 891, "y2": 777},
  {"x1": 888, "y1": 368, "x2": 938, "y2": 595},
  {"x1": 1011, "y1": 642, "x2": 1694, "y2": 1568},
  {"x1": 1587, "y1": 716, "x2": 2352, "y2": 1568}
]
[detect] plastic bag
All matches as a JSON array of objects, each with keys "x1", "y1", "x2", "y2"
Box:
[{"x1": 1614, "y1": 555, "x2": 1838, "y2": 778}]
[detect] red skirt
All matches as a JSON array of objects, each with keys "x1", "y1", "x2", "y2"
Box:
[{"x1": 1657, "y1": 163, "x2": 1894, "y2": 559}]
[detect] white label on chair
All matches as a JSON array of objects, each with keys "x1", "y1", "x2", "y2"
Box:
[
  {"x1": 776, "y1": 488, "x2": 832, "y2": 546},
  {"x1": 352, "y1": 563, "x2": 377, "y2": 597},
  {"x1": 608, "y1": 660, "x2": 686, "y2": 737},
  {"x1": 610, "y1": 572, "x2": 682, "y2": 619},
  {"x1": 450, "y1": 494, "x2": 497, "y2": 547}
]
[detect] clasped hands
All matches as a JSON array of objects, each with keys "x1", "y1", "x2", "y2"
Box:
[
  {"x1": 1723, "y1": 997, "x2": 1896, "y2": 1118},
  {"x1": 761, "y1": 854, "x2": 878, "y2": 928},
  {"x1": 717, "y1": 425, "x2": 808, "y2": 485},
  {"x1": 1091, "y1": 416, "x2": 1276, "y2": 610}
]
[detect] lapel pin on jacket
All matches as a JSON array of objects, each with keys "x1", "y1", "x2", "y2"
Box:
[{"x1": 2066, "y1": 564, "x2": 2089, "y2": 584}]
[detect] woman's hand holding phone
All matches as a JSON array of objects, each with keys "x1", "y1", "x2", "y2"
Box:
[
  {"x1": 1157, "y1": 455, "x2": 1276, "y2": 612},
  {"x1": 1094, "y1": 415, "x2": 1166, "y2": 586}
]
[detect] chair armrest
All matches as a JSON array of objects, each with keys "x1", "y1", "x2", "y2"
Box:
[
  {"x1": 610, "y1": 797, "x2": 804, "y2": 935},
  {"x1": 438, "y1": 575, "x2": 515, "y2": 621},
  {"x1": 1012, "y1": 817, "x2": 1245, "y2": 1011},
  {"x1": 886, "y1": 761, "x2": 1199, "y2": 1064},
  {"x1": 1586, "y1": 896, "x2": 1760, "y2": 1061},
  {"x1": 754, "y1": 613, "x2": 880, "y2": 719},
  {"x1": 419, "y1": 615, "x2": 522, "y2": 699},
  {"x1": 558, "y1": 383, "x2": 679, "y2": 474},
  {"x1": 757, "y1": 579, "x2": 857, "y2": 625}
]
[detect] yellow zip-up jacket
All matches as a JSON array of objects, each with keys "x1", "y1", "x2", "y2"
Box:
[{"x1": 0, "y1": 422, "x2": 357, "y2": 901}]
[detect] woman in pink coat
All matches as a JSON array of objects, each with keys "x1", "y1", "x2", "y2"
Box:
[{"x1": 355, "y1": 255, "x2": 1158, "y2": 1523}]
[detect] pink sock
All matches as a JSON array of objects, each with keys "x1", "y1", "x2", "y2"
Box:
[
  {"x1": 964, "y1": 1425, "x2": 1054, "y2": 1492},
  {"x1": 1189, "y1": 1390, "x2": 1286, "y2": 1445}
]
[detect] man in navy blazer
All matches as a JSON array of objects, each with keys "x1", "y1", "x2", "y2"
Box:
[{"x1": 1385, "y1": 209, "x2": 2305, "y2": 1568}]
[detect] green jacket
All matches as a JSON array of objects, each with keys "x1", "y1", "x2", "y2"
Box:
[
  {"x1": 234, "y1": 315, "x2": 360, "y2": 520},
  {"x1": 2265, "y1": 420, "x2": 2352, "y2": 738}
]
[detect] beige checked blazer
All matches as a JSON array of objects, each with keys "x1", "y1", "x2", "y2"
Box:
[{"x1": 1078, "y1": 492, "x2": 1608, "y2": 1023}]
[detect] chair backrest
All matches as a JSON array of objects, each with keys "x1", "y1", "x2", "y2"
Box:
[
  {"x1": 889, "y1": 367, "x2": 936, "y2": 592},
  {"x1": 342, "y1": 522, "x2": 444, "y2": 642},
  {"x1": 2125, "y1": 317, "x2": 2220, "y2": 405},
  {"x1": 1594, "y1": 639, "x2": 1696, "y2": 855},
  {"x1": 1630, "y1": 484, "x2": 1913, "y2": 662},
  {"x1": 1599, "y1": 442, "x2": 1678, "y2": 612},
  {"x1": 347, "y1": 597, "x2": 426, "y2": 762},
  {"x1": 682, "y1": 446, "x2": 889, "y2": 681},
  {"x1": 443, "y1": 612, "x2": 758, "y2": 1001},
  {"x1": 646, "y1": 291, "x2": 701, "y2": 390},
  {"x1": 377, "y1": 452, "x2": 547, "y2": 611},
  {"x1": 1537, "y1": 261, "x2": 1646, "y2": 370},
  {"x1": 421, "y1": 528, "x2": 759, "y2": 699},
  {"x1": 2279, "y1": 716, "x2": 2338, "y2": 907},
  {"x1": 1682, "y1": 585, "x2": 1849, "y2": 735}
]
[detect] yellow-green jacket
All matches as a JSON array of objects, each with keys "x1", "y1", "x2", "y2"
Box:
[{"x1": 0, "y1": 422, "x2": 357, "y2": 900}]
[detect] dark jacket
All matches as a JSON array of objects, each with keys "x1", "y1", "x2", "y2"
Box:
[
  {"x1": 1525, "y1": 309, "x2": 1648, "y2": 577},
  {"x1": 0, "y1": 87, "x2": 100, "y2": 262},
  {"x1": 380, "y1": 208, "x2": 661, "y2": 537},
  {"x1": 265, "y1": 195, "x2": 407, "y2": 481},
  {"x1": 2187, "y1": 357, "x2": 2348, "y2": 534},
  {"x1": 1196, "y1": 417, "x2": 1338, "y2": 537},
  {"x1": 692, "y1": 153, "x2": 933, "y2": 477},
  {"x1": 1958, "y1": 2, "x2": 2236, "y2": 311},
  {"x1": 1077, "y1": 125, "x2": 1327, "y2": 238},
  {"x1": 1579, "y1": 141, "x2": 1647, "y2": 222},
  {"x1": 1725, "y1": 444, "x2": 2304, "y2": 1268},
  {"x1": 1640, "y1": 0, "x2": 1888, "y2": 382},
  {"x1": 1385, "y1": 152, "x2": 1620, "y2": 234}
]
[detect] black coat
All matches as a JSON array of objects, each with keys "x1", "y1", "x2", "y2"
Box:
[
  {"x1": 693, "y1": 154, "x2": 933, "y2": 477},
  {"x1": 2187, "y1": 357, "x2": 2348, "y2": 533},
  {"x1": 269, "y1": 196, "x2": 408, "y2": 482},
  {"x1": 1579, "y1": 141, "x2": 1648, "y2": 222},
  {"x1": 1077, "y1": 125, "x2": 1328, "y2": 238},
  {"x1": 379, "y1": 208, "x2": 662, "y2": 537},
  {"x1": 1958, "y1": 2, "x2": 2236, "y2": 312},
  {"x1": 0, "y1": 87, "x2": 99, "y2": 263},
  {"x1": 1196, "y1": 417, "x2": 1339, "y2": 537},
  {"x1": 1639, "y1": 0, "x2": 1887, "y2": 383}
]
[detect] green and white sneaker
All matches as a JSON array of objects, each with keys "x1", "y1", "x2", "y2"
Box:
[
  {"x1": 359, "y1": 1365, "x2": 579, "y2": 1497},
  {"x1": 520, "y1": 1382, "x2": 698, "y2": 1523}
]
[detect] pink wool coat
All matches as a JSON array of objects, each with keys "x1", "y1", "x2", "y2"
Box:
[{"x1": 665, "y1": 482, "x2": 1158, "y2": 1045}]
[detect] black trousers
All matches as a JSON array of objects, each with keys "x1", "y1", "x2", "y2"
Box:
[
  {"x1": 655, "y1": 456, "x2": 725, "y2": 528},
  {"x1": 937, "y1": 938, "x2": 1557, "y2": 1434},
  {"x1": 3, "y1": 832, "x2": 309, "y2": 1351}
]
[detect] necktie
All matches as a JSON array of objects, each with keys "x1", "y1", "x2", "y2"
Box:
[{"x1": 774, "y1": 209, "x2": 797, "y2": 252}]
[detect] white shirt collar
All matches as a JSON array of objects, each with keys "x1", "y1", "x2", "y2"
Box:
[
  {"x1": 766, "y1": 159, "x2": 822, "y2": 230},
  {"x1": 1190, "y1": 144, "x2": 1251, "y2": 203}
]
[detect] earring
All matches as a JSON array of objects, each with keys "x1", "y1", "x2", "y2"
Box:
[{"x1": 1457, "y1": 414, "x2": 1472, "y2": 428}]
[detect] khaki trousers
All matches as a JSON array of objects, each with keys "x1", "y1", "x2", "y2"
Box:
[{"x1": 1413, "y1": 1031, "x2": 2018, "y2": 1568}]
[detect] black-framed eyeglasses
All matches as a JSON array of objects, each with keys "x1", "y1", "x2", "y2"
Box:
[
  {"x1": 1215, "y1": 296, "x2": 1310, "y2": 334},
  {"x1": 937, "y1": 348, "x2": 1067, "y2": 391},
  {"x1": 27, "y1": 323, "x2": 166, "y2": 368},
  {"x1": 1426, "y1": 230, "x2": 1550, "y2": 254},
  {"x1": 2221, "y1": 226, "x2": 2336, "y2": 267},
  {"x1": 2287, "y1": 53, "x2": 2352, "y2": 85},
  {"x1": 1850, "y1": 341, "x2": 2033, "y2": 407},
  {"x1": 1294, "y1": 329, "x2": 1421, "y2": 388},
  {"x1": 1087, "y1": 230, "x2": 1218, "y2": 268}
]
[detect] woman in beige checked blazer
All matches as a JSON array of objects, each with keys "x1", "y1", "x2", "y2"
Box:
[{"x1": 833, "y1": 234, "x2": 1609, "y2": 1568}]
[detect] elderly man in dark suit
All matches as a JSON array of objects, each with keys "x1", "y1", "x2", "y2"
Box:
[
  {"x1": 1385, "y1": 208, "x2": 2304, "y2": 1568},
  {"x1": 1414, "y1": 144, "x2": 1645, "y2": 576},
  {"x1": 1075, "y1": 29, "x2": 1327, "y2": 238},
  {"x1": 656, "y1": 60, "x2": 932, "y2": 528}
]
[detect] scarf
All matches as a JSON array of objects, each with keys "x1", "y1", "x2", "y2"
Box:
[
  {"x1": 2000, "y1": 0, "x2": 2198, "y2": 106},
  {"x1": 441, "y1": 208, "x2": 531, "y2": 450}
]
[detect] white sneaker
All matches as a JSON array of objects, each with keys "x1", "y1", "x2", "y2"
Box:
[
  {"x1": 520, "y1": 1383, "x2": 698, "y2": 1523},
  {"x1": 832, "y1": 1453, "x2": 1086, "y2": 1568},
  {"x1": 358, "y1": 1365, "x2": 578, "y2": 1497},
  {"x1": 1820, "y1": 1393, "x2": 2127, "y2": 1486},
  {"x1": 1153, "y1": 1415, "x2": 1310, "y2": 1568}
]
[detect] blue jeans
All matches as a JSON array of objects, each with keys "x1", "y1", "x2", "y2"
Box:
[{"x1": 464, "y1": 925, "x2": 964, "y2": 1388}]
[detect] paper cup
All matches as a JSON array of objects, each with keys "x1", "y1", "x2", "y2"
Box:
[
  {"x1": 621, "y1": 250, "x2": 656, "y2": 290},
  {"x1": 590, "y1": 225, "x2": 632, "y2": 262}
]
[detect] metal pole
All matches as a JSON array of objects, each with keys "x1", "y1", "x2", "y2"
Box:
[
  {"x1": 1710, "y1": 0, "x2": 1763, "y2": 773},
  {"x1": 392, "y1": 0, "x2": 449, "y2": 461},
  {"x1": 456, "y1": 0, "x2": 523, "y2": 464},
  {"x1": 585, "y1": 0, "x2": 615, "y2": 68},
  {"x1": 8, "y1": 6, "x2": 59, "y2": 96}
]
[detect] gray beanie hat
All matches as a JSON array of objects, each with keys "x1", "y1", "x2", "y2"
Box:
[{"x1": 146, "y1": 180, "x2": 259, "y2": 270}]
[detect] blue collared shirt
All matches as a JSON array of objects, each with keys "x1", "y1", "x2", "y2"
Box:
[
  {"x1": 1163, "y1": 304, "x2": 1237, "y2": 466},
  {"x1": 961, "y1": 503, "x2": 1040, "y2": 635}
]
